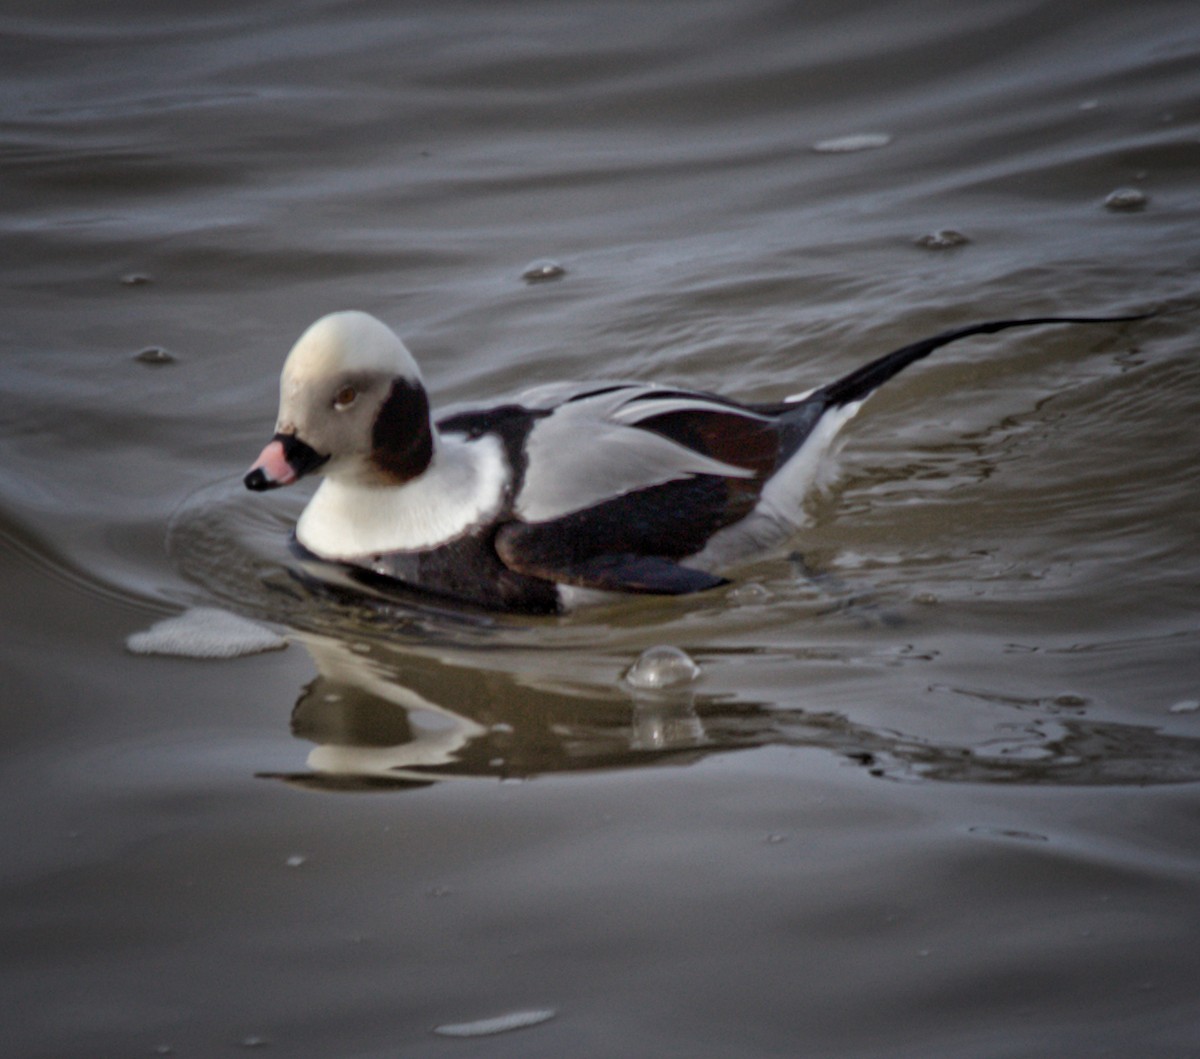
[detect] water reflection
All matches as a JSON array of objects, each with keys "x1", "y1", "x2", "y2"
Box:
[
  {"x1": 262, "y1": 627, "x2": 1200, "y2": 792},
  {"x1": 262, "y1": 631, "x2": 717, "y2": 791}
]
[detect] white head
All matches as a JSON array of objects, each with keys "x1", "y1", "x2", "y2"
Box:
[{"x1": 245, "y1": 311, "x2": 435, "y2": 491}]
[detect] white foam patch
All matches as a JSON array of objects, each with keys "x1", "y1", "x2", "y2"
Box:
[
  {"x1": 126, "y1": 607, "x2": 288, "y2": 659},
  {"x1": 433, "y1": 1009, "x2": 556, "y2": 1038},
  {"x1": 812, "y1": 132, "x2": 892, "y2": 153}
]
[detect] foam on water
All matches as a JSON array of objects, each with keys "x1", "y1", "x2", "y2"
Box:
[
  {"x1": 811, "y1": 132, "x2": 892, "y2": 153},
  {"x1": 433, "y1": 1009, "x2": 557, "y2": 1038},
  {"x1": 126, "y1": 607, "x2": 287, "y2": 659}
]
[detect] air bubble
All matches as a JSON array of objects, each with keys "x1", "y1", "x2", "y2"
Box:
[
  {"x1": 624, "y1": 645, "x2": 701, "y2": 690},
  {"x1": 728, "y1": 582, "x2": 773, "y2": 605},
  {"x1": 915, "y1": 229, "x2": 969, "y2": 250},
  {"x1": 968, "y1": 825, "x2": 1049, "y2": 842},
  {"x1": 1104, "y1": 188, "x2": 1147, "y2": 212},
  {"x1": 521, "y1": 259, "x2": 566, "y2": 282},
  {"x1": 134, "y1": 346, "x2": 175, "y2": 365}
]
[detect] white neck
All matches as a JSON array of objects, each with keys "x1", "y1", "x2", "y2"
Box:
[{"x1": 296, "y1": 433, "x2": 507, "y2": 558}]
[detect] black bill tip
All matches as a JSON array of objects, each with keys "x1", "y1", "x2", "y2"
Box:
[{"x1": 244, "y1": 467, "x2": 278, "y2": 491}]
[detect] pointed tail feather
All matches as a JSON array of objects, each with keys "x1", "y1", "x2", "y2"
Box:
[{"x1": 818, "y1": 313, "x2": 1151, "y2": 409}]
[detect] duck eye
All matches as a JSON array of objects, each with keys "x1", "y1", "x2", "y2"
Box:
[{"x1": 333, "y1": 385, "x2": 357, "y2": 410}]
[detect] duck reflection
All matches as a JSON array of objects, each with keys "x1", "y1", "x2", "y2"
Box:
[
  {"x1": 259, "y1": 628, "x2": 1200, "y2": 791},
  {"x1": 261, "y1": 630, "x2": 726, "y2": 791}
]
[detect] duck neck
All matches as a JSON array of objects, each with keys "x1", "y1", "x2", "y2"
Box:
[{"x1": 296, "y1": 433, "x2": 508, "y2": 559}]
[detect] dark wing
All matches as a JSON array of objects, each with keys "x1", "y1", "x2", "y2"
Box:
[
  {"x1": 497, "y1": 390, "x2": 789, "y2": 594},
  {"x1": 495, "y1": 474, "x2": 735, "y2": 594}
]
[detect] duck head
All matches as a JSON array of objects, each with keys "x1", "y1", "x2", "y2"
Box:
[{"x1": 244, "y1": 311, "x2": 434, "y2": 491}]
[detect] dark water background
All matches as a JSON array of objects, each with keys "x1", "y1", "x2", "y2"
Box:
[{"x1": 3, "y1": 1, "x2": 1199, "y2": 1055}]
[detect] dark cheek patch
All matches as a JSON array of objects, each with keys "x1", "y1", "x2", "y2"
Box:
[{"x1": 371, "y1": 379, "x2": 434, "y2": 482}]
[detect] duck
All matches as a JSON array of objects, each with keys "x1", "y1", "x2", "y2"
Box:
[{"x1": 244, "y1": 309, "x2": 1144, "y2": 614}]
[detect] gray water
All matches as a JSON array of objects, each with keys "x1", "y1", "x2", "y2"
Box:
[{"x1": 3, "y1": 1, "x2": 1200, "y2": 1056}]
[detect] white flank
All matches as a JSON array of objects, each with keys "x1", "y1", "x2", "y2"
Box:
[{"x1": 686, "y1": 400, "x2": 864, "y2": 571}]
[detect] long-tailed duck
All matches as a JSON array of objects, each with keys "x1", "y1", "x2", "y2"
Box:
[{"x1": 245, "y1": 309, "x2": 1143, "y2": 613}]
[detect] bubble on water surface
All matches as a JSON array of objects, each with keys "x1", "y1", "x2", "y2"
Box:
[
  {"x1": 134, "y1": 345, "x2": 175, "y2": 365},
  {"x1": 120, "y1": 272, "x2": 153, "y2": 286},
  {"x1": 727, "y1": 581, "x2": 773, "y2": 605},
  {"x1": 1169, "y1": 699, "x2": 1199, "y2": 714},
  {"x1": 968, "y1": 826, "x2": 1049, "y2": 842},
  {"x1": 915, "y1": 229, "x2": 970, "y2": 250},
  {"x1": 521, "y1": 258, "x2": 566, "y2": 282},
  {"x1": 1104, "y1": 187, "x2": 1148, "y2": 211},
  {"x1": 126, "y1": 606, "x2": 287, "y2": 658},
  {"x1": 434, "y1": 1009, "x2": 557, "y2": 1038},
  {"x1": 812, "y1": 132, "x2": 892, "y2": 153},
  {"x1": 624, "y1": 645, "x2": 701, "y2": 690}
]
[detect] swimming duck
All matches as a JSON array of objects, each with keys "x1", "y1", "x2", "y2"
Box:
[{"x1": 245, "y1": 309, "x2": 1141, "y2": 613}]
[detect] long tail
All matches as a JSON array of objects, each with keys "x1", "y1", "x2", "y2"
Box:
[{"x1": 817, "y1": 312, "x2": 1151, "y2": 409}]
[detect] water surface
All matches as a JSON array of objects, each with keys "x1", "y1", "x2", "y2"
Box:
[{"x1": 3, "y1": 1, "x2": 1199, "y2": 1056}]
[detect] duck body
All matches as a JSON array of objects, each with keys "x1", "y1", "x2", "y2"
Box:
[{"x1": 245, "y1": 309, "x2": 1143, "y2": 614}]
